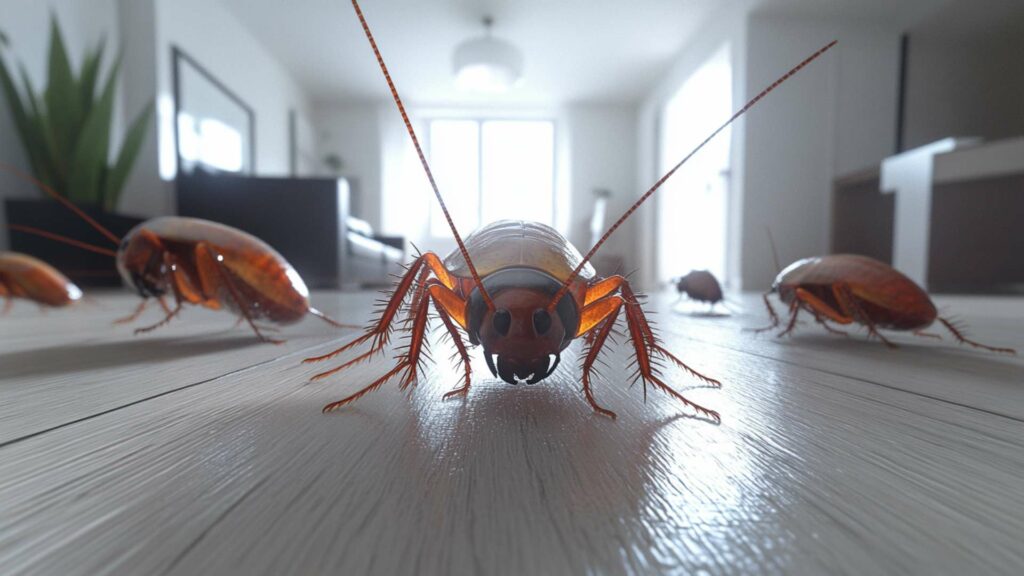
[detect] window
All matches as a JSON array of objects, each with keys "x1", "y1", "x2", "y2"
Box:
[
  {"x1": 428, "y1": 119, "x2": 555, "y2": 236},
  {"x1": 657, "y1": 45, "x2": 732, "y2": 284}
]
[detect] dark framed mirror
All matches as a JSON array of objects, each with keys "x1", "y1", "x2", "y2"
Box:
[{"x1": 172, "y1": 46, "x2": 256, "y2": 176}]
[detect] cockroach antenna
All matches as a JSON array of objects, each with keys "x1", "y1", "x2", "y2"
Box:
[
  {"x1": 766, "y1": 226, "x2": 781, "y2": 274},
  {"x1": 0, "y1": 163, "x2": 123, "y2": 246},
  {"x1": 548, "y1": 40, "x2": 838, "y2": 312},
  {"x1": 348, "y1": 0, "x2": 495, "y2": 311}
]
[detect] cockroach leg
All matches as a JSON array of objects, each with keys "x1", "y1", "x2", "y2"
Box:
[
  {"x1": 937, "y1": 317, "x2": 1016, "y2": 355},
  {"x1": 813, "y1": 314, "x2": 849, "y2": 336},
  {"x1": 114, "y1": 299, "x2": 149, "y2": 325},
  {"x1": 157, "y1": 296, "x2": 172, "y2": 315},
  {"x1": 134, "y1": 302, "x2": 182, "y2": 334},
  {"x1": 750, "y1": 292, "x2": 781, "y2": 333},
  {"x1": 306, "y1": 255, "x2": 427, "y2": 367},
  {"x1": 322, "y1": 287, "x2": 434, "y2": 413},
  {"x1": 1, "y1": 295, "x2": 12, "y2": 315},
  {"x1": 437, "y1": 301, "x2": 472, "y2": 400},
  {"x1": 913, "y1": 330, "x2": 943, "y2": 340},
  {"x1": 833, "y1": 284, "x2": 897, "y2": 348},
  {"x1": 776, "y1": 300, "x2": 801, "y2": 338},
  {"x1": 573, "y1": 281, "x2": 721, "y2": 421},
  {"x1": 579, "y1": 296, "x2": 623, "y2": 419}
]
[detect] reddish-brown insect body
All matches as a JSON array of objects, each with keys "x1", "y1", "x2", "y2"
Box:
[
  {"x1": 112, "y1": 216, "x2": 332, "y2": 340},
  {"x1": 674, "y1": 270, "x2": 724, "y2": 305},
  {"x1": 303, "y1": 0, "x2": 837, "y2": 422},
  {"x1": 0, "y1": 251, "x2": 82, "y2": 311},
  {"x1": 2, "y1": 166, "x2": 351, "y2": 341},
  {"x1": 756, "y1": 254, "x2": 1015, "y2": 353}
]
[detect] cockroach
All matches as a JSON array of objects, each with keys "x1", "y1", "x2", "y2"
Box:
[
  {"x1": 4, "y1": 168, "x2": 353, "y2": 342},
  {"x1": 754, "y1": 254, "x2": 1016, "y2": 353},
  {"x1": 0, "y1": 251, "x2": 82, "y2": 311},
  {"x1": 673, "y1": 270, "x2": 724, "y2": 307},
  {"x1": 304, "y1": 0, "x2": 836, "y2": 421}
]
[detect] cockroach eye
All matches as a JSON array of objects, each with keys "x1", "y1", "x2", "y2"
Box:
[
  {"x1": 532, "y1": 309, "x2": 551, "y2": 335},
  {"x1": 493, "y1": 309, "x2": 511, "y2": 336}
]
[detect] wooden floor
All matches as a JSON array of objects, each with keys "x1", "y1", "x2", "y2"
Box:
[{"x1": 1, "y1": 290, "x2": 1022, "y2": 575}]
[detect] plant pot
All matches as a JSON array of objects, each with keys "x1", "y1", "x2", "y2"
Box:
[{"x1": 5, "y1": 199, "x2": 145, "y2": 288}]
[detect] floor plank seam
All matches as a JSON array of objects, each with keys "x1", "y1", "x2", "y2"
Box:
[
  {"x1": 0, "y1": 339, "x2": 339, "y2": 451},
  {"x1": 661, "y1": 328, "x2": 1024, "y2": 423}
]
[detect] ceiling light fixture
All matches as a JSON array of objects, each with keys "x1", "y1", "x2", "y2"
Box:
[{"x1": 452, "y1": 16, "x2": 523, "y2": 93}]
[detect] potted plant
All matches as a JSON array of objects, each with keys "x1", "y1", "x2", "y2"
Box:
[{"x1": 0, "y1": 17, "x2": 153, "y2": 286}]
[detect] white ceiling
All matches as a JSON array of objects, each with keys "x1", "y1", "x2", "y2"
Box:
[{"x1": 220, "y1": 0, "x2": 947, "y2": 106}]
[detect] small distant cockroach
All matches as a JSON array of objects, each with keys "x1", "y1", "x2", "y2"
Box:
[
  {"x1": 303, "y1": 0, "x2": 837, "y2": 421},
  {"x1": 0, "y1": 251, "x2": 82, "y2": 311},
  {"x1": 673, "y1": 270, "x2": 724, "y2": 307},
  {"x1": 755, "y1": 254, "x2": 1016, "y2": 353},
  {"x1": 5, "y1": 169, "x2": 353, "y2": 342}
]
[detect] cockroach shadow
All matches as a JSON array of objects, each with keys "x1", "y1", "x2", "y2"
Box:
[{"x1": 0, "y1": 335, "x2": 262, "y2": 379}]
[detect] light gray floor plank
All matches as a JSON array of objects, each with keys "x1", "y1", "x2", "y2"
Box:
[
  {"x1": 0, "y1": 292, "x2": 1021, "y2": 575},
  {"x1": 0, "y1": 291, "x2": 370, "y2": 445}
]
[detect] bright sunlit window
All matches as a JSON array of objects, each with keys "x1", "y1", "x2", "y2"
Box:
[
  {"x1": 428, "y1": 119, "x2": 555, "y2": 236},
  {"x1": 177, "y1": 113, "x2": 245, "y2": 173},
  {"x1": 657, "y1": 44, "x2": 732, "y2": 284}
]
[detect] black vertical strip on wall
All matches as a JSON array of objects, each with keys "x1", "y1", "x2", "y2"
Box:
[{"x1": 895, "y1": 33, "x2": 909, "y2": 153}]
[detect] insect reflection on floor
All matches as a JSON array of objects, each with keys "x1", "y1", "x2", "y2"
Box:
[{"x1": 306, "y1": 0, "x2": 838, "y2": 422}]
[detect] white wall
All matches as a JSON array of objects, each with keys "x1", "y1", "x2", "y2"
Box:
[
  {"x1": 636, "y1": 5, "x2": 750, "y2": 291},
  {"x1": 563, "y1": 105, "x2": 638, "y2": 277},
  {"x1": 0, "y1": 0, "x2": 315, "y2": 237},
  {"x1": 740, "y1": 14, "x2": 901, "y2": 290},
  {"x1": 0, "y1": 0, "x2": 123, "y2": 250},
  {"x1": 154, "y1": 0, "x2": 311, "y2": 175},
  {"x1": 313, "y1": 102, "x2": 382, "y2": 228}
]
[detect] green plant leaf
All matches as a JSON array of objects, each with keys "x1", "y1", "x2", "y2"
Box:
[
  {"x1": 78, "y1": 38, "x2": 105, "y2": 121},
  {"x1": 44, "y1": 15, "x2": 80, "y2": 182},
  {"x1": 67, "y1": 58, "x2": 118, "y2": 205},
  {"x1": 0, "y1": 46, "x2": 34, "y2": 160},
  {"x1": 104, "y1": 101, "x2": 152, "y2": 210},
  {"x1": 19, "y1": 64, "x2": 60, "y2": 190}
]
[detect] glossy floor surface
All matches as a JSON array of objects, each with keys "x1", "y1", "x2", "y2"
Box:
[{"x1": 1, "y1": 291, "x2": 1022, "y2": 575}]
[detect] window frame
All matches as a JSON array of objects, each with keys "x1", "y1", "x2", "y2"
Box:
[{"x1": 426, "y1": 116, "x2": 558, "y2": 237}]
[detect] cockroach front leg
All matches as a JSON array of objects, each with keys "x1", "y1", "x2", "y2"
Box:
[
  {"x1": 751, "y1": 292, "x2": 781, "y2": 333},
  {"x1": 577, "y1": 278, "x2": 721, "y2": 421},
  {"x1": 578, "y1": 295, "x2": 625, "y2": 419},
  {"x1": 321, "y1": 286, "x2": 434, "y2": 413},
  {"x1": 114, "y1": 299, "x2": 149, "y2": 325}
]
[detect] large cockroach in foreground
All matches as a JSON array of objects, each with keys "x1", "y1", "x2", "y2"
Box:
[
  {"x1": 754, "y1": 254, "x2": 1016, "y2": 354},
  {"x1": 0, "y1": 251, "x2": 82, "y2": 311},
  {"x1": 5, "y1": 170, "x2": 352, "y2": 342},
  {"x1": 305, "y1": 0, "x2": 837, "y2": 421}
]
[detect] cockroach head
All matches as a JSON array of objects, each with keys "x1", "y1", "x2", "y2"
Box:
[
  {"x1": 116, "y1": 226, "x2": 168, "y2": 298},
  {"x1": 467, "y1": 268, "x2": 579, "y2": 385}
]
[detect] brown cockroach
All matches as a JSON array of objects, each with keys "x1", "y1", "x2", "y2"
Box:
[
  {"x1": 4, "y1": 168, "x2": 352, "y2": 342},
  {"x1": 673, "y1": 270, "x2": 724, "y2": 307},
  {"x1": 304, "y1": 0, "x2": 837, "y2": 421},
  {"x1": 754, "y1": 254, "x2": 1016, "y2": 353},
  {"x1": 0, "y1": 251, "x2": 83, "y2": 311}
]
